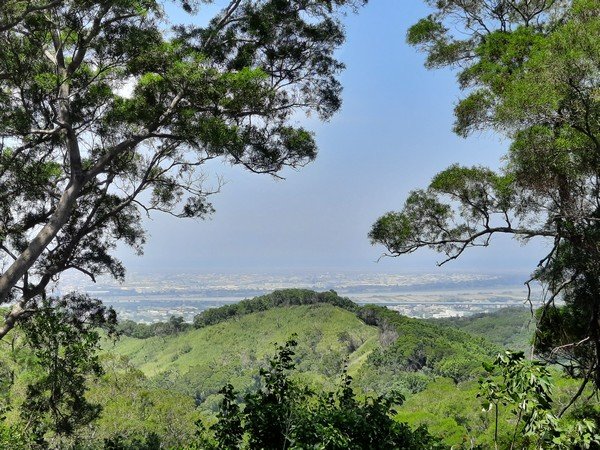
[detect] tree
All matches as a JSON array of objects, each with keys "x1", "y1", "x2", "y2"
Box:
[
  {"x1": 202, "y1": 338, "x2": 445, "y2": 449},
  {"x1": 18, "y1": 293, "x2": 117, "y2": 447},
  {"x1": 369, "y1": 0, "x2": 600, "y2": 392},
  {"x1": 478, "y1": 351, "x2": 599, "y2": 449},
  {"x1": 0, "y1": 0, "x2": 365, "y2": 336}
]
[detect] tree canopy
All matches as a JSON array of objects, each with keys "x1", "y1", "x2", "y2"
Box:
[
  {"x1": 0, "y1": 0, "x2": 365, "y2": 336},
  {"x1": 370, "y1": 0, "x2": 600, "y2": 390}
]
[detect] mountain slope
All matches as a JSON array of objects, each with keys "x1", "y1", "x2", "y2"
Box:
[
  {"x1": 430, "y1": 307, "x2": 534, "y2": 352},
  {"x1": 106, "y1": 292, "x2": 502, "y2": 410},
  {"x1": 107, "y1": 304, "x2": 379, "y2": 406}
]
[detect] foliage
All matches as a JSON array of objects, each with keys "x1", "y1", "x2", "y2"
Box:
[
  {"x1": 356, "y1": 305, "x2": 498, "y2": 385},
  {"x1": 0, "y1": 0, "x2": 366, "y2": 337},
  {"x1": 4, "y1": 298, "x2": 599, "y2": 449},
  {"x1": 431, "y1": 307, "x2": 534, "y2": 353},
  {"x1": 117, "y1": 315, "x2": 192, "y2": 339},
  {"x1": 370, "y1": 0, "x2": 600, "y2": 390},
  {"x1": 101, "y1": 433, "x2": 162, "y2": 450},
  {"x1": 109, "y1": 299, "x2": 500, "y2": 406},
  {"x1": 82, "y1": 354, "x2": 200, "y2": 449},
  {"x1": 478, "y1": 351, "x2": 599, "y2": 449},
  {"x1": 0, "y1": 421, "x2": 30, "y2": 450},
  {"x1": 193, "y1": 289, "x2": 358, "y2": 329},
  {"x1": 17, "y1": 294, "x2": 117, "y2": 447},
  {"x1": 202, "y1": 338, "x2": 446, "y2": 449},
  {"x1": 102, "y1": 301, "x2": 513, "y2": 447},
  {"x1": 108, "y1": 304, "x2": 378, "y2": 404},
  {"x1": 115, "y1": 290, "x2": 358, "y2": 340},
  {"x1": 396, "y1": 357, "x2": 600, "y2": 449},
  {"x1": 211, "y1": 384, "x2": 243, "y2": 448},
  {"x1": 395, "y1": 378, "x2": 492, "y2": 448}
]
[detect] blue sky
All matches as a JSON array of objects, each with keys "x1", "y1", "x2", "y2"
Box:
[{"x1": 118, "y1": 0, "x2": 549, "y2": 275}]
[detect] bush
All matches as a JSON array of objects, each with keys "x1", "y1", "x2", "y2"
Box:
[{"x1": 199, "y1": 338, "x2": 447, "y2": 449}]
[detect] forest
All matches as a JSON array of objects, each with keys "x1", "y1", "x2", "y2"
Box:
[{"x1": 1, "y1": 0, "x2": 600, "y2": 448}]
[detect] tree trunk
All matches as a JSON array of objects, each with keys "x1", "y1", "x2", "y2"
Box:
[{"x1": 0, "y1": 179, "x2": 82, "y2": 303}]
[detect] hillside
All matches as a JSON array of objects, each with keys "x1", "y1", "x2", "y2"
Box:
[
  {"x1": 91, "y1": 296, "x2": 600, "y2": 448},
  {"x1": 430, "y1": 307, "x2": 534, "y2": 353},
  {"x1": 107, "y1": 303, "x2": 379, "y2": 407},
  {"x1": 1, "y1": 290, "x2": 510, "y2": 448},
  {"x1": 4, "y1": 291, "x2": 593, "y2": 448},
  {"x1": 105, "y1": 291, "x2": 500, "y2": 408}
]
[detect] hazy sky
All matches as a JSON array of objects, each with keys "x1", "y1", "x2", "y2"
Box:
[{"x1": 118, "y1": 0, "x2": 550, "y2": 275}]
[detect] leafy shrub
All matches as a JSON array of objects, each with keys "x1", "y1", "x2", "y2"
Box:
[
  {"x1": 479, "y1": 351, "x2": 600, "y2": 449},
  {"x1": 359, "y1": 305, "x2": 496, "y2": 382},
  {"x1": 102, "y1": 432, "x2": 161, "y2": 450},
  {"x1": 199, "y1": 338, "x2": 447, "y2": 449}
]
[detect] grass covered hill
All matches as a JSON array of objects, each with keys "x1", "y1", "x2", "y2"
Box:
[
  {"x1": 7, "y1": 289, "x2": 587, "y2": 449},
  {"x1": 106, "y1": 290, "x2": 501, "y2": 406},
  {"x1": 94, "y1": 290, "x2": 532, "y2": 447},
  {"x1": 108, "y1": 303, "x2": 378, "y2": 406}
]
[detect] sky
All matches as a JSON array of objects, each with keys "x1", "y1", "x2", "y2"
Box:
[{"x1": 118, "y1": 0, "x2": 550, "y2": 275}]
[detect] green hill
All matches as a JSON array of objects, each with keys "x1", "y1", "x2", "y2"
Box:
[
  {"x1": 107, "y1": 303, "x2": 378, "y2": 406},
  {"x1": 5, "y1": 290, "x2": 584, "y2": 448},
  {"x1": 430, "y1": 307, "x2": 534, "y2": 353},
  {"x1": 2, "y1": 290, "x2": 505, "y2": 447},
  {"x1": 1, "y1": 291, "x2": 594, "y2": 449},
  {"x1": 105, "y1": 291, "x2": 500, "y2": 409}
]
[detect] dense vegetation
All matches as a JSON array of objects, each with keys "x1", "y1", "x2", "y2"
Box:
[
  {"x1": 356, "y1": 306, "x2": 499, "y2": 388},
  {"x1": 431, "y1": 307, "x2": 534, "y2": 353},
  {"x1": 370, "y1": 0, "x2": 600, "y2": 393},
  {"x1": 116, "y1": 290, "x2": 359, "y2": 339},
  {"x1": 108, "y1": 292, "x2": 501, "y2": 402},
  {"x1": 103, "y1": 292, "x2": 599, "y2": 448},
  {"x1": 198, "y1": 339, "x2": 444, "y2": 449},
  {"x1": 0, "y1": 296, "x2": 451, "y2": 449},
  {"x1": 1, "y1": 289, "x2": 599, "y2": 448},
  {"x1": 108, "y1": 302, "x2": 378, "y2": 403},
  {"x1": 117, "y1": 316, "x2": 193, "y2": 339},
  {"x1": 193, "y1": 289, "x2": 359, "y2": 329},
  {"x1": 1, "y1": 0, "x2": 599, "y2": 448}
]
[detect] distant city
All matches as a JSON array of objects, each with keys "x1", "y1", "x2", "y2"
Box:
[{"x1": 57, "y1": 271, "x2": 539, "y2": 323}]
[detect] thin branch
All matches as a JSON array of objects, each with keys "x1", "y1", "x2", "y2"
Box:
[{"x1": 558, "y1": 367, "x2": 593, "y2": 417}]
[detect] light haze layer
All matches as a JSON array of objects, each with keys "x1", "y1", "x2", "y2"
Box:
[{"x1": 117, "y1": 0, "x2": 548, "y2": 275}]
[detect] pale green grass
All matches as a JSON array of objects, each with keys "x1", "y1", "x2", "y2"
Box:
[{"x1": 105, "y1": 304, "x2": 379, "y2": 398}]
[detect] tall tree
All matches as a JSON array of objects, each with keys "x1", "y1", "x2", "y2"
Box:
[
  {"x1": 0, "y1": 0, "x2": 365, "y2": 336},
  {"x1": 370, "y1": 0, "x2": 600, "y2": 390}
]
